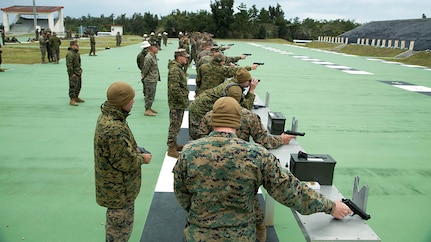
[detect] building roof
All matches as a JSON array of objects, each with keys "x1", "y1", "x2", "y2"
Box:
[{"x1": 1, "y1": 5, "x2": 63, "y2": 14}]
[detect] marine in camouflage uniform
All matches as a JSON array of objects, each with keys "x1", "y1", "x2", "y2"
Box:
[
  {"x1": 39, "y1": 32, "x2": 48, "y2": 63},
  {"x1": 174, "y1": 97, "x2": 349, "y2": 242},
  {"x1": 167, "y1": 49, "x2": 190, "y2": 158},
  {"x1": 188, "y1": 75, "x2": 255, "y2": 140},
  {"x1": 48, "y1": 32, "x2": 61, "y2": 63},
  {"x1": 89, "y1": 32, "x2": 96, "y2": 56},
  {"x1": 94, "y1": 82, "x2": 151, "y2": 242},
  {"x1": 141, "y1": 41, "x2": 160, "y2": 116},
  {"x1": 196, "y1": 52, "x2": 255, "y2": 95},
  {"x1": 197, "y1": 107, "x2": 285, "y2": 149},
  {"x1": 66, "y1": 40, "x2": 84, "y2": 106}
]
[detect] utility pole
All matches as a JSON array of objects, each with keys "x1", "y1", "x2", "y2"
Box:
[{"x1": 32, "y1": 0, "x2": 38, "y2": 37}]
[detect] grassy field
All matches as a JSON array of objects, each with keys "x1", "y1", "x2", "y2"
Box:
[
  {"x1": 1, "y1": 36, "x2": 430, "y2": 70},
  {"x1": 0, "y1": 35, "x2": 144, "y2": 68}
]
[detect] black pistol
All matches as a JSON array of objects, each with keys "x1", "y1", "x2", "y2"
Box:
[
  {"x1": 342, "y1": 198, "x2": 371, "y2": 220},
  {"x1": 253, "y1": 62, "x2": 264, "y2": 65},
  {"x1": 283, "y1": 130, "x2": 305, "y2": 136},
  {"x1": 138, "y1": 146, "x2": 151, "y2": 154},
  {"x1": 243, "y1": 53, "x2": 252, "y2": 56}
]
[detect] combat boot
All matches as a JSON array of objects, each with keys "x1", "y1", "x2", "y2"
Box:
[
  {"x1": 149, "y1": 108, "x2": 158, "y2": 114},
  {"x1": 144, "y1": 109, "x2": 156, "y2": 116},
  {"x1": 167, "y1": 145, "x2": 179, "y2": 158},
  {"x1": 70, "y1": 98, "x2": 78, "y2": 106},
  {"x1": 75, "y1": 97, "x2": 85, "y2": 103},
  {"x1": 256, "y1": 222, "x2": 267, "y2": 242}
]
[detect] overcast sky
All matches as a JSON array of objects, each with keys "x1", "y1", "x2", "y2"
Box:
[{"x1": 1, "y1": 0, "x2": 429, "y2": 24}]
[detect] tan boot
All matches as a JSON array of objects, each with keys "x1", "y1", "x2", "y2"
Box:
[
  {"x1": 70, "y1": 98, "x2": 78, "y2": 106},
  {"x1": 144, "y1": 109, "x2": 156, "y2": 116},
  {"x1": 256, "y1": 222, "x2": 267, "y2": 242},
  {"x1": 75, "y1": 97, "x2": 85, "y2": 102},
  {"x1": 176, "y1": 144, "x2": 184, "y2": 151},
  {"x1": 149, "y1": 108, "x2": 158, "y2": 113},
  {"x1": 167, "y1": 146, "x2": 179, "y2": 158}
]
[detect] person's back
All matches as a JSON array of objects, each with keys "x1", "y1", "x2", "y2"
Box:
[{"x1": 176, "y1": 130, "x2": 267, "y2": 240}]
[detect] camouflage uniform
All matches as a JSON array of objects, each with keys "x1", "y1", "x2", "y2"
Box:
[
  {"x1": 198, "y1": 107, "x2": 283, "y2": 149},
  {"x1": 173, "y1": 131, "x2": 335, "y2": 242},
  {"x1": 188, "y1": 81, "x2": 255, "y2": 140},
  {"x1": 162, "y1": 33, "x2": 168, "y2": 47},
  {"x1": 136, "y1": 48, "x2": 148, "y2": 71},
  {"x1": 141, "y1": 51, "x2": 160, "y2": 109},
  {"x1": 66, "y1": 47, "x2": 82, "y2": 100},
  {"x1": 48, "y1": 34, "x2": 61, "y2": 63},
  {"x1": 167, "y1": 59, "x2": 189, "y2": 146},
  {"x1": 116, "y1": 32, "x2": 122, "y2": 46},
  {"x1": 196, "y1": 61, "x2": 252, "y2": 94},
  {"x1": 89, "y1": 34, "x2": 96, "y2": 56},
  {"x1": 39, "y1": 34, "x2": 48, "y2": 63},
  {"x1": 94, "y1": 102, "x2": 147, "y2": 241}
]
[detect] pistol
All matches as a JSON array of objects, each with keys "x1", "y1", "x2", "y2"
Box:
[
  {"x1": 253, "y1": 62, "x2": 264, "y2": 65},
  {"x1": 283, "y1": 130, "x2": 305, "y2": 136},
  {"x1": 138, "y1": 146, "x2": 151, "y2": 154},
  {"x1": 342, "y1": 198, "x2": 371, "y2": 220},
  {"x1": 243, "y1": 53, "x2": 252, "y2": 56}
]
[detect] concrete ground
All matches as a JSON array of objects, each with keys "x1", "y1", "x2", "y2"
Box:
[{"x1": 0, "y1": 39, "x2": 430, "y2": 241}]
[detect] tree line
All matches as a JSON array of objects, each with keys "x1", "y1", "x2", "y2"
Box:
[{"x1": 64, "y1": 0, "x2": 360, "y2": 41}]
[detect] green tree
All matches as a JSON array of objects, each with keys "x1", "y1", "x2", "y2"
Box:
[{"x1": 210, "y1": 0, "x2": 234, "y2": 38}]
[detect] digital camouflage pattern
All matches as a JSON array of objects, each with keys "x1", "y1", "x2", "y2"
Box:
[
  {"x1": 141, "y1": 51, "x2": 160, "y2": 109},
  {"x1": 197, "y1": 107, "x2": 283, "y2": 149},
  {"x1": 167, "y1": 59, "x2": 189, "y2": 146},
  {"x1": 173, "y1": 131, "x2": 335, "y2": 242},
  {"x1": 141, "y1": 52, "x2": 160, "y2": 83},
  {"x1": 66, "y1": 48, "x2": 82, "y2": 98},
  {"x1": 66, "y1": 48, "x2": 82, "y2": 76},
  {"x1": 196, "y1": 60, "x2": 252, "y2": 93},
  {"x1": 188, "y1": 80, "x2": 255, "y2": 140},
  {"x1": 136, "y1": 48, "x2": 148, "y2": 70},
  {"x1": 106, "y1": 205, "x2": 134, "y2": 242},
  {"x1": 94, "y1": 102, "x2": 146, "y2": 209}
]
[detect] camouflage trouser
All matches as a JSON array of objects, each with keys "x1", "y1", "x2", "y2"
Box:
[
  {"x1": 51, "y1": 48, "x2": 60, "y2": 62},
  {"x1": 68, "y1": 75, "x2": 82, "y2": 99},
  {"x1": 184, "y1": 223, "x2": 256, "y2": 242},
  {"x1": 188, "y1": 111, "x2": 203, "y2": 141},
  {"x1": 40, "y1": 46, "x2": 47, "y2": 61},
  {"x1": 90, "y1": 44, "x2": 96, "y2": 55},
  {"x1": 167, "y1": 109, "x2": 185, "y2": 146},
  {"x1": 106, "y1": 205, "x2": 134, "y2": 242},
  {"x1": 143, "y1": 81, "x2": 157, "y2": 109}
]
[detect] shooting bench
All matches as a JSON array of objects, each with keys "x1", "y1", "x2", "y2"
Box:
[{"x1": 252, "y1": 94, "x2": 381, "y2": 242}]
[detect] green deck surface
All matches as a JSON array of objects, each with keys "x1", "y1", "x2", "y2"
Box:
[{"x1": 1, "y1": 39, "x2": 430, "y2": 242}]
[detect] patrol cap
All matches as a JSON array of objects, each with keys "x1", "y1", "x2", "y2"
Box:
[
  {"x1": 211, "y1": 45, "x2": 220, "y2": 51},
  {"x1": 175, "y1": 48, "x2": 190, "y2": 57},
  {"x1": 141, "y1": 41, "x2": 150, "y2": 48},
  {"x1": 211, "y1": 97, "x2": 241, "y2": 129},
  {"x1": 107, "y1": 82, "x2": 135, "y2": 108},
  {"x1": 69, "y1": 40, "x2": 78, "y2": 46},
  {"x1": 213, "y1": 52, "x2": 226, "y2": 63},
  {"x1": 236, "y1": 68, "x2": 252, "y2": 83}
]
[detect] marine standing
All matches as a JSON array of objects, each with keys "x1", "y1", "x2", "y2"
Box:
[
  {"x1": 89, "y1": 32, "x2": 97, "y2": 56},
  {"x1": 94, "y1": 82, "x2": 152, "y2": 241},
  {"x1": 166, "y1": 49, "x2": 190, "y2": 158},
  {"x1": 39, "y1": 32, "x2": 48, "y2": 63},
  {"x1": 49, "y1": 32, "x2": 61, "y2": 64},
  {"x1": 115, "y1": 32, "x2": 122, "y2": 47},
  {"x1": 66, "y1": 40, "x2": 84, "y2": 106},
  {"x1": 141, "y1": 41, "x2": 160, "y2": 116}
]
